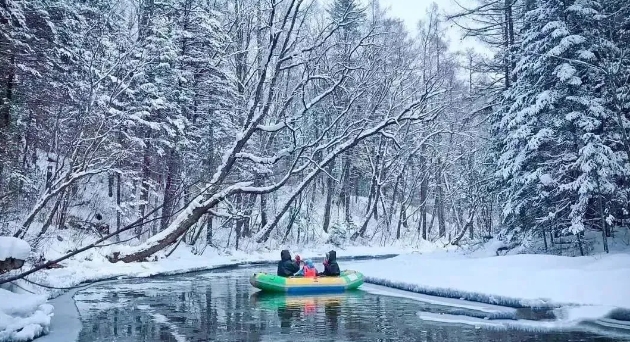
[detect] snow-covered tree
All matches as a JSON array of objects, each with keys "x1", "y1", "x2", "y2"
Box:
[{"x1": 497, "y1": 0, "x2": 629, "y2": 252}]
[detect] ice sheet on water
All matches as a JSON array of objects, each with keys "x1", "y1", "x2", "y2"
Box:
[
  {"x1": 363, "y1": 276, "x2": 548, "y2": 309},
  {"x1": 35, "y1": 287, "x2": 85, "y2": 342},
  {"x1": 361, "y1": 284, "x2": 517, "y2": 318},
  {"x1": 416, "y1": 311, "x2": 570, "y2": 332},
  {"x1": 418, "y1": 311, "x2": 630, "y2": 339}
]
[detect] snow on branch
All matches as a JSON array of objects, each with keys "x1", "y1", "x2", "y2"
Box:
[{"x1": 235, "y1": 148, "x2": 294, "y2": 165}]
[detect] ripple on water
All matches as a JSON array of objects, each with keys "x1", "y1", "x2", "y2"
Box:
[{"x1": 73, "y1": 266, "x2": 629, "y2": 342}]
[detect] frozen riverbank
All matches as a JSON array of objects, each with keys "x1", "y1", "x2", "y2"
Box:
[
  {"x1": 353, "y1": 250, "x2": 630, "y2": 323},
  {"x1": 1, "y1": 244, "x2": 409, "y2": 342}
]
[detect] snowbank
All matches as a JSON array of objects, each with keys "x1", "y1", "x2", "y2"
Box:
[
  {"x1": 354, "y1": 251, "x2": 630, "y2": 315},
  {"x1": 0, "y1": 289, "x2": 53, "y2": 342},
  {"x1": 4, "y1": 244, "x2": 410, "y2": 342},
  {"x1": 30, "y1": 244, "x2": 410, "y2": 292},
  {"x1": 0, "y1": 237, "x2": 30, "y2": 261}
]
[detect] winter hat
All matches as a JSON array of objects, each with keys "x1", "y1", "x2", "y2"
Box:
[{"x1": 305, "y1": 259, "x2": 314, "y2": 267}]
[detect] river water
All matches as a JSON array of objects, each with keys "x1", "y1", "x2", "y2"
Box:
[{"x1": 73, "y1": 264, "x2": 629, "y2": 342}]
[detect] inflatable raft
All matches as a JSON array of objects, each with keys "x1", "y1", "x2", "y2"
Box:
[{"x1": 249, "y1": 270, "x2": 364, "y2": 294}]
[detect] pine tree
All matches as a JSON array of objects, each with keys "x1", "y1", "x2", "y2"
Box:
[{"x1": 497, "y1": 0, "x2": 627, "y2": 252}]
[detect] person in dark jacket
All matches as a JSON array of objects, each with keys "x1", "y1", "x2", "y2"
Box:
[
  {"x1": 318, "y1": 250, "x2": 341, "y2": 276},
  {"x1": 277, "y1": 249, "x2": 300, "y2": 277}
]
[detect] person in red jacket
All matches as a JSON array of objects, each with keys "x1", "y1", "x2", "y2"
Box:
[{"x1": 296, "y1": 259, "x2": 317, "y2": 277}]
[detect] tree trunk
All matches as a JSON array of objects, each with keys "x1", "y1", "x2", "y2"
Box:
[
  {"x1": 0, "y1": 55, "x2": 14, "y2": 130},
  {"x1": 160, "y1": 148, "x2": 179, "y2": 232},
  {"x1": 452, "y1": 212, "x2": 474, "y2": 246},
  {"x1": 599, "y1": 194, "x2": 609, "y2": 253},
  {"x1": 36, "y1": 191, "x2": 65, "y2": 243},
  {"x1": 282, "y1": 204, "x2": 300, "y2": 243},
  {"x1": 352, "y1": 185, "x2": 381, "y2": 240},
  {"x1": 206, "y1": 215, "x2": 213, "y2": 246},
  {"x1": 419, "y1": 158, "x2": 428, "y2": 239},
  {"x1": 114, "y1": 204, "x2": 208, "y2": 262},
  {"x1": 339, "y1": 155, "x2": 351, "y2": 223},
  {"x1": 260, "y1": 193, "x2": 268, "y2": 228},
  {"x1": 138, "y1": 140, "x2": 151, "y2": 236},
  {"x1": 322, "y1": 163, "x2": 335, "y2": 233},
  {"x1": 108, "y1": 173, "x2": 114, "y2": 197},
  {"x1": 241, "y1": 194, "x2": 254, "y2": 237},
  {"x1": 436, "y1": 165, "x2": 446, "y2": 238},
  {"x1": 469, "y1": 213, "x2": 474, "y2": 239},
  {"x1": 428, "y1": 200, "x2": 436, "y2": 238},
  {"x1": 396, "y1": 203, "x2": 404, "y2": 240},
  {"x1": 387, "y1": 173, "x2": 401, "y2": 229},
  {"x1": 116, "y1": 172, "x2": 121, "y2": 242},
  {"x1": 234, "y1": 193, "x2": 244, "y2": 241}
]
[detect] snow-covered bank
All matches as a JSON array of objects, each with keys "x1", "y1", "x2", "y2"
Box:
[
  {"x1": 0, "y1": 289, "x2": 53, "y2": 342},
  {"x1": 354, "y1": 251, "x2": 630, "y2": 318},
  {"x1": 1, "y1": 244, "x2": 409, "y2": 342},
  {"x1": 31, "y1": 244, "x2": 408, "y2": 293},
  {"x1": 0, "y1": 237, "x2": 51, "y2": 342}
]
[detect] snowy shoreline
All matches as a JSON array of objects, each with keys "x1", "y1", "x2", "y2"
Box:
[
  {"x1": 4, "y1": 242, "x2": 630, "y2": 341},
  {"x1": 1, "y1": 245, "x2": 405, "y2": 342},
  {"x1": 353, "y1": 251, "x2": 630, "y2": 324}
]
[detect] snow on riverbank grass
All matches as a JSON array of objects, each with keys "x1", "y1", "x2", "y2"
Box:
[
  {"x1": 0, "y1": 238, "x2": 424, "y2": 342},
  {"x1": 25, "y1": 244, "x2": 415, "y2": 298},
  {"x1": 1, "y1": 244, "x2": 414, "y2": 341},
  {"x1": 0, "y1": 289, "x2": 53, "y2": 342},
  {"x1": 353, "y1": 251, "x2": 630, "y2": 315}
]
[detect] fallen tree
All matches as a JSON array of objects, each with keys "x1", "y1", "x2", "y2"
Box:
[{"x1": 105, "y1": 0, "x2": 449, "y2": 263}]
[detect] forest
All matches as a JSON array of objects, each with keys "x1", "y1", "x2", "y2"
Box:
[{"x1": 1, "y1": 0, "x2": 629, "y2": 263}]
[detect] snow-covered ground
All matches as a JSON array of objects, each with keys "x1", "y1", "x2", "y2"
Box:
[
  {"x1": 29, "y1": 244, "x2": 412, "y2": 292},
  {"x1": 353, "y1": 246, "x2": 630, "y2": 325},
  {"x1": 4, "y1": 232, "x2": 630, "y2": 341},
  {"x1": 0, "y1": 289, "x2": 53, "y2": 342},
  {"x1": 0, "y1": 243, "x2": 416, "y2": 342},
  {"x1": 0, "y1": 237, "x2": 53, "y2": 342}
]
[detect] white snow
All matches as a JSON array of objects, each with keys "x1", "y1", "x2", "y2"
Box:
[
  {"x1": 0, "y1": 237, "x2": 31, "y2": 261},
  {"x1": 554, "y1": 305, "x2": 618, "y2": 322},
  {"x1": 11, "y1": 244, "x2": 406, "y2": 342},
  {"x1": 35, "y1": 244, "x2": 408, "y2": 291},
  {"x1": 354, "y1": 250, "x2": 630, "y2": 321},
  {"x1": 0, "y1": 289, "x2": 53, "y2": 342}
]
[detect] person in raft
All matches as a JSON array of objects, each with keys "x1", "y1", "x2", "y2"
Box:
[
  {"x1": 318, "y1": 250, "x2": 341, "y2": 276},
  {"x1": 277, "y1": 249, "x2": 300, "y2": 277},
  {"x1": 295, "y1": 259, "x2": 317, "y2": 277}
]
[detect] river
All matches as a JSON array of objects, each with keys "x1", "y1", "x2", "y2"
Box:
[{"x1": 72, "y1": 263, "x2": 629, "y2": 342}]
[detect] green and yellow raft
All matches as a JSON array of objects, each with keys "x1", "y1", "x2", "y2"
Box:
[{"x1": 249, "y1": 270, "x2": 364, "y2": 294}]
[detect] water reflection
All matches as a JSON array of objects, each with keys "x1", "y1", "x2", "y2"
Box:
[
  {"x1": 74, "y1": 267, "x2": 627, "y2": 342},
  {"x1": 251, "y1": 292, "x2": 360, "y2": 333}
]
